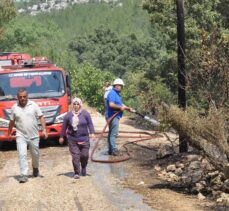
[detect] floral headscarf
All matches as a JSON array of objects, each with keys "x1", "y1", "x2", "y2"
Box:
[{"x1": 72, "y1": 97, "x2": 83, "y2": 131}]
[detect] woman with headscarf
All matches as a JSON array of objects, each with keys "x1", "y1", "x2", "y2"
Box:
[{"x1": 59, "y1": 97, "x2": 95, "y2": 179}]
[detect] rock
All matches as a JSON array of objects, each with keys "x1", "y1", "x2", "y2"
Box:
[
  {"x1": 189, "y1": 161, "x2": 201, "y2": 170},
  {"x1": 161, "y1": 170, "x2": 167, "y2": 175},
  {"x1": 158, "y1": 170, "x2": 167, "y2": 179},
  {"x1": 223, "y1": 164, "x2": 229, "y2": 179},
  {"x1": 217, "y1": 193, "x2": 229, "y2": 206},
  {"x1": 216, "y1": 197, "x2": 223, "y2": 203},
  {"x1": 154, "y1": 164, "x2": 161, "y2": 171},
  {"x1": 195, "y1": 182, "x2": 205, "y2": 192},
  {"x1": 201, "y1": 158, "x2": 214, "y2": 171},
  {"x1": 212, "y1": 190, "x2": 222, "y2": 199},
  {"x1": 201, "y1": 158, "x2": 209, "y2": 165},
  {"x1": 158, "y1": 173, "x2": 166, "y2": 179},
  {"x1": 181, "y1": 175, "x2": 192, "y2": 184},
  {"x1": 210, "y1": 173, "x2": 224, "y2": 187},
  {"x1": 223, "y1": 196, "x2": 229, "y2": 207},
  {"x1": 223, "y1": 179, "x2": 229, "y2": 193},
  {"x1": 200, "y1": 180, "x2": 207, "y2": 186},
  {"x1": 207, "y1": 171, "x2": 219, "y2": 179},
  {"x1": 186, "y1": 154, "x2": 200, "y2": 162},
  {"x1": 175, "y1": 168, "x2": 183, "y2": 176},
  {"x1": 167, "y1": 172, "x2": 179, "y2": 182},
  {"x1": 166, "y1": 164, "x2": 176, "y2": 172},
  {"x1": 156, "y1": 145, "x2": 174, "y2": 159},
  {"x1": 191, "y1": 170, "x2": 203, "y2": 183},
  {"x1": 176, "y1": 162, "x2": 185, "y2": 169},
  {"x1": 137, "y1": 181, "x2": 145, "y2": 186},
  {"x1": 192, "y1": 182, "x2": 206, "y2": 194},
  {"x1": 198, "y1": 192, "x2": 206, "y2": 200}
]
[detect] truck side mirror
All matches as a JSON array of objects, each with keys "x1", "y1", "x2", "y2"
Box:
[{"x1": 66, "y1": 75, "x2": 71, "y2": 104}]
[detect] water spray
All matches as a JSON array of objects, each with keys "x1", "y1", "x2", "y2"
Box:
[{"x1": 130, "y1": 109, "x2": 160, "y2": 127}]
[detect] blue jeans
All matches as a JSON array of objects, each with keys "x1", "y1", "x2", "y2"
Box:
[
  {"x1": 16, "y1": 136, "x2": 40, "y2": 176},
  {"x1": 108, "y1": 117, "x2": 119, "y2": 154}
]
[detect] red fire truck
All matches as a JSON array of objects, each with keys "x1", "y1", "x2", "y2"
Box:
[{"x1": 0, "y1": 52, "x2": 71, "y2": 141}]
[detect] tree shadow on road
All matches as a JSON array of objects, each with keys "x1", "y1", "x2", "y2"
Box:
[
  {"x1": 57, "y1": 172, "x2": 74, "y2": 178},
  {"x1": 39, "y1": 138, "x2": 67, "y2": 148},
  {"x1": 0, "y1": 138, "x2": 67, "y2": 151},
  {"x1": 7, "y1": 174, "x2": 44, "y2": 182},
  {"x1": 0, "y1": 141, "x2": 16, "y2": 151},
  {"x1": 57, "y1": 172, "x2": 92, "y2": 178}
]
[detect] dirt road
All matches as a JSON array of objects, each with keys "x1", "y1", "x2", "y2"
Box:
[{"x1": 0, "y1": 110, "x2": 214, "y2": 211}]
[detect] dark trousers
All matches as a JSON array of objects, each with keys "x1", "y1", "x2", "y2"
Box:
[{"x1": 68, "y1": 141, "x2": 90, "y2": 175}]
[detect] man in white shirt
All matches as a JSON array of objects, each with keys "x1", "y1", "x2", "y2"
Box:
[
  {"x1": 103, "y1": 82, "x2": 113, "y2": 119},
  {"x1": 8, "y1": 88, "x2": 47, "y2": 183}
]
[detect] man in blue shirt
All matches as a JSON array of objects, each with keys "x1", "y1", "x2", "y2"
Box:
[{"x1": 106, "y1": 78, "x2": 132, "y2": 156}]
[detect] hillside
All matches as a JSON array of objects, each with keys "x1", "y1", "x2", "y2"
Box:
[
  {"x1": 33, "y1": 0, "x2": 152, "y2": 42},
  {"x1": 16, "y1": 0, "x2": 123, "y2": 16}
]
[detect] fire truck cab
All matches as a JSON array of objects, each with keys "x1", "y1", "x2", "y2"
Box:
[{"x1": 0, "y1": 52, "x2": 71, "y2": 141}]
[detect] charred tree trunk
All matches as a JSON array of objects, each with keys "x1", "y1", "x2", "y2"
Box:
[{"x1": 176, "y1": 0, "x2": 187, "y2": 153}]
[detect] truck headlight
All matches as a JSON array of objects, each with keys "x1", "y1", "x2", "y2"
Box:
[
  {"x1": 54, "y1": 113, "x2": 67, "y2": 123},
  {"x1": 0, "y1": 118, "x2": 9, "y2": 128}
]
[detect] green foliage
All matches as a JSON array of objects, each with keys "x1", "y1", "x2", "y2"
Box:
[
  {"x1": 1, "y1": 0, "x2": 164, "y2": 113},
  {"x1": 68, "y1": 24, "x2": 176, "y2": 110},
  {"x1": 0, "y1": 0, "x2": 17, "y2": 28},
  {"x1": 70, "y1": 63, "x2": 114, "y2": 113},
  {"x1": 0, "y1": 16, "x2": 65, "y2": 60},
  {"x1": 217, "y1": 0, "x2": 229, "y2": 28},
  {"x1": 35, "y1": 0, "x2": 152, "y2": 43},
  {"x1": 143, "y1": 0, "x2": 224, "y2": 43},
  {"x1": 187, "y1": 28, "x2": 229, "y2": 108},
  {"x1": 143, "y1": 0, "x2": 225, "y2": 52},
  {"x1": 122, "y1": 72, "x2": 175, "y2": 115},
  {"x1": 1, "y1": 0, "x2": 228, "y2": 115},
  {"x1": 1, "y1": 17, "x2": 60, "y2": 52},
  {"x1": 69, "y1": 25, "x2": 164, "y2": 78},
  {"x1": 143, "y1": 0, "x2": 229, "y2": 109},
  {"x1": 0, "y1": 0, "x2": 17, "y2": 39}
]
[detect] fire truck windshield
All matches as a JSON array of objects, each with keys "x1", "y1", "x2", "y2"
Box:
[{"x1": 0, "y1": 70, "x2": 65, "y2": 100}]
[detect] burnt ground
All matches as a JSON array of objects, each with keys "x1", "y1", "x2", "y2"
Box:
[{"x1": 0, "y1": 109, "x2": 222, "y2": 211}]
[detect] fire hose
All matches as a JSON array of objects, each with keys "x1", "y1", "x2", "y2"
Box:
[{"x1": 90, "y1": 111, "x2": 162, "y2": 163}]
